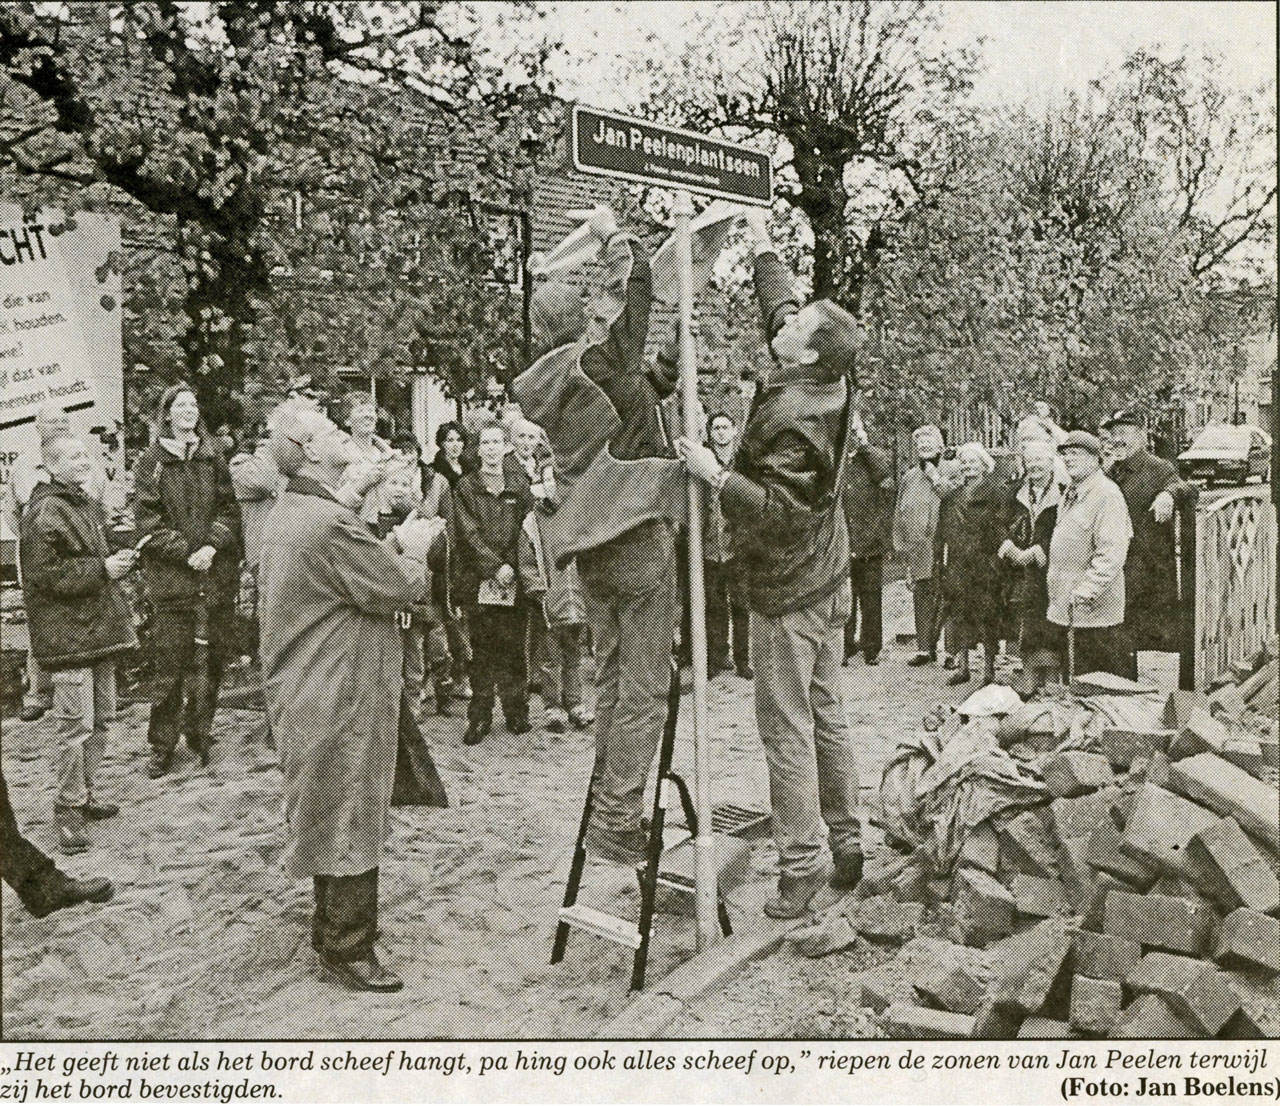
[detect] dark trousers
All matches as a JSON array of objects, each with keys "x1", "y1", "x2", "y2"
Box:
[
  {"x1": 466, "y1": 602, "x2": 527, "y2": 723},
  {"x1": 1053, "y1": 623, "x2": 1136, "y2": 680},
  {"x1": 844, "y1": 555, "x2": 883, "y2": 660},
  {"x1": 521, "y1": 596, "x2": 547, "y2": 692},
  {"x1": 1, "y1": 769, "x2": 59, "y2": 915},
  {"x1": 445, "y1": 612, "x2": 471, "y2": 684},
  {"x1": 146, "y1": 603, "x2": 227, "y2": 751},
  {"x1": 706, "y1": 559, "x2": 750, "y2": 671},
  {"x1": 912, "y1": 577, "x2": 940, "y2": 656},
  {"x1": 312, "y1": 868, "x2": 378, "y2": 961}
]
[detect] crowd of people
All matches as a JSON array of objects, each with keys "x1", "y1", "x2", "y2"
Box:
[{"x1": 3, "y1": 202, "x2": 1198, "y2": 993}]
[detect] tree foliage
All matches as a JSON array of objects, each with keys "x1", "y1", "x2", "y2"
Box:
[{"x1": 0, "y1": 1, "x2": 557, "y2": 427}]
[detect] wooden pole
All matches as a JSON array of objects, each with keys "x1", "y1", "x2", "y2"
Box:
[{"x1": 674, "y1": 189, "x2": 717, "y2": 950}]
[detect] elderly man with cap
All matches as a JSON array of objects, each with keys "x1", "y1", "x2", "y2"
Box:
[
  {"x1": 893, "y1": 424, "x2": 951, "y2": 666},
  {"x1": 1101, "y1": 408, "x2": 1198, "y2": 666},
  {"x1": 1047, "y1": 430, "x2": 1133, "y2": 678}
]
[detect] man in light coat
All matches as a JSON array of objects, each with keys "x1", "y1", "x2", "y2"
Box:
[
  {"x1": 1047, "y1": 431, "x2": 1133, "y2": 678},
  {"x1": 893, "y1": 424, "x2": 948, "y2": 665},
  {"x1": 259, "y1": 403, "x2": 438, "y2": 993}
]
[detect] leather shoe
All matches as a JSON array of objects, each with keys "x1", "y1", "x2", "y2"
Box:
[
  {"x1": 55, "y1": 804, "x2": 90, "y2": 855},
  {"x1": 463, "y1": 718, "x2": 490, "y2": 746},
  {"x1": 864, "y1": 653, "x2": 880, "y2": 666},
  {"x1": 148, "y1": 748, "x2": 174, "y2": 778},
  {"x1": 736, "y1": 664, "x2": 754, "y2": 680},
  {"x1": 28, "y1": 873, "x2": 114, "y2": 918},
  {"x1": 763, "y1": 866, "x2": 830, "y2": 919},
  {"x1": 84, "y1": 800, "x2": 120, "y2": 820},
  {"x1": 906, "y1": 652, "x2": 936, "y2": 666},
  {"x1": 318, "y1": 951, "x2": 403, "y2": 993},
  {"x1": 947, "y1": 670, "x2": 971, "y2": 686},
  {"x1": 19, "y1": 703, "x2": 47, "y2": 722},
  {"x1": 830, "y1": 850, "x2": 865, "y2": 892}
]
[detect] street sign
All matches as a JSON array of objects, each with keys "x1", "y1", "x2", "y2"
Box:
[{"x1": 570, "y1": 105, "x2": 772, "y2": 206}]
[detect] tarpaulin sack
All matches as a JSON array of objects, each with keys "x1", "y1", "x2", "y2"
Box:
[
  {"x1": 877, "y1": 731, "x2": 941, "y2": 851},
  {"x1": 391, "y1": 693, "x2": 449, "y2": 808}
]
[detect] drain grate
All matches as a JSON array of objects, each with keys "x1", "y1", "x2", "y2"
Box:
[{"x1": 711, "y1": 804, "x2": 770, "y2": 838}]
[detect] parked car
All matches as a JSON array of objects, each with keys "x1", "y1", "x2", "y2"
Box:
[{"x1": 1178, "y1": 424, "x2": 1272, "y2": 486}]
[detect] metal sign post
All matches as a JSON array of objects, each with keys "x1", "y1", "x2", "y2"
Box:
[
  {"x1": 673, "y1": 190, "x2": 717, "y2": 948},
  {"x1": 568, "y1": 105, "x2": 772, "y2": 954}
]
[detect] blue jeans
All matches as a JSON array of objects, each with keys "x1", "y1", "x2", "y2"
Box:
[
  {"x1": 752, "y1": 578, "x2": 860, "y2": 878},
  {"x1": 578, "y1": 521, "x2": 678, "y2": 837}
]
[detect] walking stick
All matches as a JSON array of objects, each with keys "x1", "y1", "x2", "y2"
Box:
[
  {"x1": 189, "y1": 582, "x2": 213, "y2": 766},
  {"x1": 1066, "y1": 601, "x2": 1076, "y2": 687}
]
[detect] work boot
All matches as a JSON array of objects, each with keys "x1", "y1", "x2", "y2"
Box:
[
  {"x1": 19, "y1": 702, "x2": 47, "y2": 722},
  {"x1": 504, "y1": 701, "x2": 531, "y2": 735},
  {"x1": 544, "y1": 706, "x2": 568, "y2": 734},
  {"x1": 763, "y1": 866, "x2": 830, "y2": 920},
  {"x1": 582, "y1": 824, "x2": 648, "y2": 868},
  {"x1": 148, "y1": 747, "x2": 174, "y2": 779},
  {"x1": 434, "y1": 680, "x2": 453, "y2": 717},
  {"x1": 830, "y1": 850, "x2": 865, "y2": 893},
  {"x1": 318, "y1": 950, "x2": 404, "y2": 993},
  {"x1": 55, "y1": 804, "x2": 90, "y2": 855},
  {"x1": 907, "y1": 652, "x2": 936, "y2": 666},
  {"x1": 84, "y1": 797, "x2": 120, "y2": 820},
  {"x1": 26, "y1": 871, "x2": 114, "y2": 918}
]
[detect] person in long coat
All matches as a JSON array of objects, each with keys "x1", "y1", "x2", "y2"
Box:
[
  {"x1": 892, "y1": 424, "x2": 949, "y2": 665},
  {"x1": 999, "y1": 437, "x2": 1069, "y2": 691},
  {"x1": 1101, "y1": 409, "x2": 1198, "y2": 664},
  {"x1": 258, "y1": 402, "x2": 436, "y2": 994},
  {"x1": 938, "y1": 442, "x2": 1016, "y2": 686}
]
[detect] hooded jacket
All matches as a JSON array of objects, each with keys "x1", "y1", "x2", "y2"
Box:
[
  {"x1": 19, "y1": 480, "x2": 137, "y2": 670},
  {"x1": 134, "y1": 433, "x2": 241, "y2": 606}
]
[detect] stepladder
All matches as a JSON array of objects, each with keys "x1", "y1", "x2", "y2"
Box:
[{"x1": 551, "y1": 658, "x2": 733, "y2": 991}]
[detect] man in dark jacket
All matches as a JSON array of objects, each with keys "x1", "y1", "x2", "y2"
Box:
[
  {"x1": 19, "y1": 436, "x2": 138, "y2": 854},
  {"x1": 1102, "y1": 408, "x2": 1198, "y2": 664},
  {"x1": 840, "y1": 407, "x2": 894, "y2": 665},
  {"x1": 679, "y1": 208, "x2": 862, "y2": 919}
]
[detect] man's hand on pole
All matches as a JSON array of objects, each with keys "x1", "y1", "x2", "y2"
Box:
[{"x1": 675, "y1": 436, "x2": 723, "y2": 485}]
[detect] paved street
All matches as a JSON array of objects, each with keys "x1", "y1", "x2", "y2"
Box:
[{"x1": 0, "y1": 582, "x2": 981, "y2": 1039}]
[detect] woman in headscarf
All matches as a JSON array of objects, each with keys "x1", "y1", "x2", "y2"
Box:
[{"x1": 937, "y1": 442, "x2": 1015, "y2": 686}]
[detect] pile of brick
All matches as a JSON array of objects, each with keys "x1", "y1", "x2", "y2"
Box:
[{"x1": 790, "y1": 658, "x2": 1280, "y2": 1040}]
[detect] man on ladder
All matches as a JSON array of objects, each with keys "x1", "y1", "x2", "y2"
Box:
[
  {"x1": 514, "y1": 205, "x2": 685, "y2": 871},
  {"x1": 677, "y1": 208, "x2": 865, "y2": 919}
]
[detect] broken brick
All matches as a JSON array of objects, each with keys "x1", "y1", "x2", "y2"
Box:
[
  {"x1": 1171, "y1": 708, "x2": 1235, "y2": 760},
  {"x1": 1168, "y1": 753, "x2": 1280, "y2": 844},
  {"x1": 999, "y1": 810, "x2": 1060, "y2": 878},
  {"x1": 788, "y1": 914, "x2": 857, "y2": 958},
  {"x1": 970, "y1": 1000, "x2": 1024, "y2": 1039},
  {"x1": 1080, "y1": 873, "x2": 1140, "y2": 933},
  {"x1": 1009, "y1": 873, "x2": 1067, "y2": 918},
  {"x1": 881, "y1": 1004, "x2": 975, "y2": 1039},
  {"x1": 914, "y1": 958, "x2": 989, "y2": 1015},
  {"x1": 1100, "y1": 728, "x2": 1173, "y2": 769},
  {"x1": 1041, "y1": 751, "x2": 1116, "y2": 798},
  {"x1": 1208, "y1": 682, "x2": 1248, "y2": 723},
  {"x1": 1214, "y1": 909, "x2": 1280, "y2": 975},
  {"x1": 1057, "y1": 836, "x2": 1097, "y2": 913},
  {"x1": 1219, "y1": 1007, "x2": 1266, "y2": 1039},
  {"x1": 1103, "y1": 890, "x2": 1217, "y2": 956},
  {"x1": 951, "y1": 869, "x2": 1015, "y2": 946},
  {"x1": 986, "y1": 918, "x2": 1073, "y2": 1012},
  {"x1": 851, "y1": 896, "x2": 925, "y2": 943},
  {"x1": 1185, "y1": 817, "x2": 1280, "y2": 914},
  {"x1": 1069, "y1": 975, "x2": 1123, "y2": 1036},
  {"x1": 1165, "y1": 689, "x2": 1214, "y2": 732},
  {"x1": 1119, "y1": 783, "x2": 1219, "y2": 876},
  {"x1": 859, "y1": 972, "x2": 915, "y2": 1014},
  {"x1": 1049, "y1": 787, "x2": 1123, "y2": 843},
  {"x1": 1018, "y1": 1016, "x2": 1080, "y2": 1039},
  {"x1": 958, "y1": 821, "x2": 1000, "y2": 874},
  {"x1": 1127, "y1": 952, "x2": 1241, "y2": 1035},
  {"x1": 1110, "y1": 994, "x2": 1199, "y2": 1038},
  {"x1": 1072, "y1": 930, "x2": 1141, "y2": 983},
  {"x1": 1086, "y1": 818, "x2": 1159, "y2": 888}
]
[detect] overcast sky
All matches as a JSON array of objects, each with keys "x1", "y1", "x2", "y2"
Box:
[{"x1": 539, "y1": 1, "x2": 1277, "y2": 108}]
